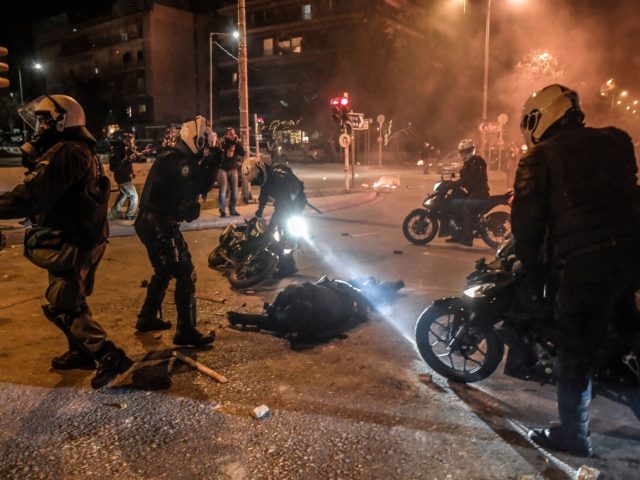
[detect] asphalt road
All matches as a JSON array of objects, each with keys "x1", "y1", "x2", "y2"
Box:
[
  {"x1": 0, "y1": 166, "x2": 637, "y2": 479},
  {"x1": 299, "y1": 174, "x2": 640, "y2": 479}
]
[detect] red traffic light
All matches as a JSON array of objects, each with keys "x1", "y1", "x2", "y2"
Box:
[{"x1": 330, "y1": 96, "x2": 349, "y2": 107}]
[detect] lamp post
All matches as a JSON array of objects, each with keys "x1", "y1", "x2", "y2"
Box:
[
  {"x1": 208, "y1": 31, "x2": 239, "y2": 126},
  {"x1": 482, "y1": 0, "x2": 492, "y2": 122},
  {"x1": 237, "y1": 0, "x2": 250, "y2": 151}
]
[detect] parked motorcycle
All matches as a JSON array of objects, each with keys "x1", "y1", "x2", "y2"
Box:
[
  {"x1": 414, "y1": 236, "x2": 640, "y2": 385},
  {"x1": 402, "y1": 176, "x2": 512, "y2": 249},
  {"x1": 208, "y1": 215, "x2": 307, "y2": 289}
]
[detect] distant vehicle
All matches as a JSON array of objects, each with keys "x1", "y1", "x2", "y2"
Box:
[
  {"x1": 0, "y1": 132, "x2": 23, "y2": 158},
  {"x1": 418, "y1": 151, "x2": 462, "y2": 175},
  {"x1": 273, "y1": 143, "x2": 326, "y2": 163}
]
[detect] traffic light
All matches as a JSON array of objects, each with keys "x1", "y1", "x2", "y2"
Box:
[
  {"x1": 0, "y1": 47, "x2": 9, "y2": 88},
  {"x1": 330, "y1": 95, "x2": 352, "y2": 134}
]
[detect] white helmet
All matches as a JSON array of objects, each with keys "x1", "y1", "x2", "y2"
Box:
[
  {"x1": 179, "y1": 115, "x2": 216, "y2": 154},
  {"x1": 241, "y1": 158, "x2": 267, "y2": 184},
  {"x1": 457, "y1": 138, "x2": 476, "y2": 161},
  {"x1": 18, "y1": 94, "x2": 86, "y2": 133},
  {"x1": 520, "y1": 84, "x2": 584, "y2": 148}
]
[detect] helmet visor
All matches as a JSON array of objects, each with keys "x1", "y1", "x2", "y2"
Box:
[{"x1": 17, "y1": 95, "x2": 46, "y2": 130}]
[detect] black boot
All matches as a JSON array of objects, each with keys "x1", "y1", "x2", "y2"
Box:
[
  {"x1": 91, "y1": 341, "x2": 134, "y2": 389},
  {"x1": 528, "y1": 425, "x2": 593, "y2": 457},
  {"x1": 137, "y1": 274, "x2": 172, "y2": 332},
  {"x1": 43, "y1": 306, "x2": 97, "y2": 370},
  {"x1": 51, "y1": 349, "x2": 96, "y2": 370},
  {"x1": 528, "y1": 376, "x2": 593, "y2": 457},
  {"x1": 173, "y1": 295, "x2": 215, "y2": 347},
  {"x1": 136, "y1": 315, "x2": 172, "y2": 332}
]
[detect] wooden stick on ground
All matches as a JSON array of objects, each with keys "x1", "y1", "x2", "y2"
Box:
[{"x1": 172, "y1": 350, "x2": 228, "y2": 383}]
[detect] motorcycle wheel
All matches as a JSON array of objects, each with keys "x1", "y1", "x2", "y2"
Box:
[
  {"x1": 481, "y1": 211, "x2": 511, "y2": 249},
  {"x1": 229, "y1": 250, "x2": 278, "y2": 289},
  {"x1": 402, "y1": 209, "x2": 438, "y2": 245},
  {"x1": 415, "y1": 301, "x2": 504, "y2": 383},
  {"x1": 207, "y1": 246, "x2": 226, "y2": 269}
]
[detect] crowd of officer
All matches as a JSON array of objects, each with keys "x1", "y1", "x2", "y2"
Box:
[{"x1": 0, "y1": 84, "x2": 639, "y2": 460}]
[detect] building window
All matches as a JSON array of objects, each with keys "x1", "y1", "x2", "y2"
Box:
[
  {"x1": 138, "y1": 104, "x2": 146, "y2": 114},
  {"x1": 94, "y1": 67, "x2": 99, "y2": 74},
  {"x1": 123, "y1": 52, "x2": 131, "y2": 65},
  {"x1": 137, "y1": 76, "x2": 145, "y2": 91},
  {"x1": 291, "y1": 36, "x2": 302, "y2": 53},
  {"x1": 263, "y1": 37, "x2": 274, "y2": 56},
  {"x1": 278, "y1": 36, "x2": 302, "y2": 54},
  {"x1": 126, "y1": 106, "x2": 132, "y2": 118},
  {"x1": 120, "y1": 29, "x2": 128, "y2": 41},
  {"x1": 302, "y1": 3, "x2": 312, "y2": 20},
  {"x1": 137, "y1": 50, "x2": 144, "y2": 62}
]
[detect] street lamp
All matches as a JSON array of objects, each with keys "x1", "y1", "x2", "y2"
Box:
[
  {"x1": 481, "y1": 0, "x2": 527, "y2": 121},
  {"x1": 209, "y1": 31, "x2": 239, "y2": 126}
]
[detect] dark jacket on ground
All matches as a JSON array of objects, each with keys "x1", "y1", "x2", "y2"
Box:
[
  {"x1": 459, "y1": 154, "x2": 490, "y2": 198},
  {"x1": 0, "y1": 129, "x2": 109, "y2": 251},
  {"x1": 512, "y1": 125, "x2": 640, "y2": 269},
  {"x1": 137, "y1": 142, "x2": 218, "y2": 223},
  {"x1": 220, "y1": 137, "x2": 245, "y2": 172}
]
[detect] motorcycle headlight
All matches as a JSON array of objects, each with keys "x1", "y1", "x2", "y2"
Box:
[
  {"x1": 433, "y1": 181, "x2": 442, "y2": 191},
  {"x1": 463, "y1": 283, "x2": 496, "y2": 298},
  {"x1": 286, "y1": 216, "x2": 308, "y2": 239},
  {"x1": 273, "y1": 230, "x2": 281, "y2": 242}
]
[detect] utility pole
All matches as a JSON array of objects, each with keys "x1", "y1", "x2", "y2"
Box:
[
  {"x1": 209, "y1": 33, "x2": 213, "y2": 126},
  {"x1": 238, "y1": 0, "x2": 250, "y2": 153}
]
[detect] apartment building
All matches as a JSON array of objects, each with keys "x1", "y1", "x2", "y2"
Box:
[{"x1": 33, "y1": 0, "x2": 209, "y2": 137}]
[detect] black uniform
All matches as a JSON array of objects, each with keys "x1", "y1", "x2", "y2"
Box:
[
  {"x1": 513, "y1": 125, "x2": 640, "y2": 454},
  {"x1": 0, "y1": 127, "x2": 130, "y2": 386},
  {"x1": 255, "y1": 163, "x2": 306, "y2": 225},
  {"x1": 135, "y1": 142, "x2": 218, "y2": 342},
  {"x1": 457, "y1": 154, "x2": 490, "y2": 243}
]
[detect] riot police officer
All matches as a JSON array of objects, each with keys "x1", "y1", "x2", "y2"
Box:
[
  {"x1": 513, "y1": 84, "x2": 640, "y2": 457},
  {"x1": 135, "y1": 115, "x2": 219, "y2": 346},
  {"x1": 242, "y1": 159, "x2": 306, "y2": 225},
  {"x1": 447, "y1": 138, "x2": 490, "y2": 246},
  {"x1": 0, "y1": 94, "x2": 132, "y2": 389},
  {"x1": 242, "y1": 159, "x2": 307, "y2": 275}
]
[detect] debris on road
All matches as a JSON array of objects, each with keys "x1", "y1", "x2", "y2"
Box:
[
  {"x1": 172, "y1": 350, "x2": 228, "y2": 384},
  {"x1": 350, "y1": 232, "x2": 378, "y2": 238},
  {"x1": 577, "y1": 465, "x2": 601, "y2": 480},
  {"x1": 393, "y1": 250, "x2": 403, "y2": 254},
  {"x1": 341, "y1": 232, "x2": 350, "y2": 236},
  {"x1": 105, "y1": 402, "x2": 128, "y2": 409},
  {"x1": 140, "y1": 279, "x2": 149, "y2": 288},
  {"x1": 418, "y1": 373, "x2": 433, "y2": 384},
  {"x1": 373, "y1": 175, "x2": 400, "y2": 190},
  {"x1": 252, "y1": 404, "x2": 270, "y2": 419}
]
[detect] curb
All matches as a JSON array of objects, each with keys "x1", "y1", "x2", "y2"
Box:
[{"x1": 0, "y1": 191, "x2": 378, "y2": 244}]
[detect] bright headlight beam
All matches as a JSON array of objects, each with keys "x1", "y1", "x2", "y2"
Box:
[
  {"x1": 287, "y1": 216, "x2": 308, "y2": 239},
  {"x1": 463, "y1": 283, "x2": 496, "y2": 298}
]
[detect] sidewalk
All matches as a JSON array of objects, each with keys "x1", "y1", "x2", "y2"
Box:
[{"x1": 0, "y1": 189, "x2": 377, "y2": 244}]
